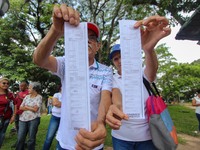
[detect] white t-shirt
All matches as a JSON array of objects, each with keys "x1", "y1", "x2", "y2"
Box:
[
  {"x1": 51, "y1": 92, "x2": 62, "y2": 117},
  {"x1": 112, "y1": 72, "x2": 152, "y2": 141},
  {"x1": 194, "y1": 96, "x2": 200, "y2": 114},
  {"x1": 54, "y1": 57, "x2": 112, "y2": 150}
]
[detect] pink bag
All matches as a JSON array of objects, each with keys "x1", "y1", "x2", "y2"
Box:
[
  {"x1": 143, "y1": 78, "x2": 178, "y2": 150},
  {"x1": 146, "y1": 96, "x2": 167, "y2": 120}
]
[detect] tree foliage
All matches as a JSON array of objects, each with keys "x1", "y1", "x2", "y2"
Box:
[
  {"x1": 0, "y1": 0, "x2": 199, "y2": 99},
  {"x1": 155, "y1": 44, "x2": 200, "y2": 101},
  {"x1": 158, "y1": 63, "x2": 200, "y2": 102}
]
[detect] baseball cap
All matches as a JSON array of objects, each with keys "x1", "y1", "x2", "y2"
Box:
[
  {"x1": 87, "y1": 22, "x2": 100, "y2": 40},
  {"x1": 109, "y1": 44, "x2": 121, "y2": 60}
]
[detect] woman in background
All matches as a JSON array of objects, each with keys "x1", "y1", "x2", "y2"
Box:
[
  {"x1": 16, "y1": 82, "x2": 42, "y2": 150},
  {"x1": 192, "y1": 90, "x2": 200, "y2": 134},
  {"x1": 0, "y1": 77, "x2": 16, "y2": 148},
  {"x1": 43, "y1": 85, "x2": 62, "y2": 150}
]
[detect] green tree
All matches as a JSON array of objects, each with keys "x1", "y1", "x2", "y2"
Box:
[
  {"x1": 155, "y1": 44, "x2": 200, "y2": 102},
  {"x1": 159, "y1": 63, "x2": 200, "y2": 102},
  {"x1": 0, "y1": 0, "x2": 61, "y2": 97},
  {"x1": 0, "y1": 0, "x2": 199, "y2": 97}
]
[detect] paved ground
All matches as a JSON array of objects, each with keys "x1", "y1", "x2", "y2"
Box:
[{"x1": 177, "y1": 133, "x2": 200, "y2": 150}]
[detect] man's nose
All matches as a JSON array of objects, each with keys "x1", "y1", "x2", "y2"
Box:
[{"x1": 118, "y1": 57, "x2": 121, "y2": 63}]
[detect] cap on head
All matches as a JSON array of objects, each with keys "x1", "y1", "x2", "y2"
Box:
[
  {"x1": 109, "y1": 44, "x2": 121, "y2": 60},
  {"x1": 0, "y1": 77, "x2": 9, "y2": 82},
  {"x1": 87, "y1": 22, "x2": 100, "y2": 40}
]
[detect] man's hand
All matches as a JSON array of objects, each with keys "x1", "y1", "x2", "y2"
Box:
[
  {"x1": 106, "y1": 104, "x2": 128, "y2": 130},
  {"x1": 134, "y1": 15, "x2": 171, "y2": 52},
  {"x1": 52, "y1": 4, "x2": 80, "y2": 35},
  {"x1": 75, "y1": 121, "x2": 106, "y2": 150}
]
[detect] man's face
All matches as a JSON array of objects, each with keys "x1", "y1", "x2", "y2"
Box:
[
  {"x1": 19, "y1": 83, "x2": 27, "y2": 91},
  {"x1": 88, "y1": 30, "x2": 100, "y2": 59},
  {"x1": 112, "y1": 51, "x2": 121, "y2": 73}
]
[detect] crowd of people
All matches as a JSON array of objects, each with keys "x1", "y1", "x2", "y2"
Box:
[
  {"x1": 0, "y1": 77, "x2": 62, "y2": 149},
  {"x1": 0, "y1": 78, "x2": 43, "y2": 149},
  {"x1": 3, "y1": 2, "x2": 198, "y2": 150}
]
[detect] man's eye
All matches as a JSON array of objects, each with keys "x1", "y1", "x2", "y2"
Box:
[
  {"x1": 88, "y1": 36, "x2": 97, "y2": 41},
  {"x1": 114, "y1": 58, "x2": 119, "y2": 61}
]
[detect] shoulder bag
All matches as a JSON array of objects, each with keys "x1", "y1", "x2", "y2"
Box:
[{"x1": 143, "y1": 77, "x2": 178, "y2": 150}]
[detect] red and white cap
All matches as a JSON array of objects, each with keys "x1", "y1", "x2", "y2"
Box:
[{"x1": 87, "y1": 22, "x2": 100, "y2": 39}]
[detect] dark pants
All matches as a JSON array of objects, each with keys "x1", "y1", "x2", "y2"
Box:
[
  {"x1": 16, "y1": 117, "x2": 40, "y2": 150},
  {"x1": 15, "y1": 114, "x2": 20, "y2": 132},
  {"x1": 0, "y1": 119, "x2": 10, "y2": 148},
  {"x1": 112, "y1": 136, "x2": 157, "y2": 150},
  {"x1": 196, "y1": 113, "x2": 200, "y2": 131},
  {"x1": 43, "y1": 115, "x2": 60, "y2": 150}
]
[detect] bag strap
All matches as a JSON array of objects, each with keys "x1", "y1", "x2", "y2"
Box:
[
  {"x1": 143, "y1": 77, "x2": 161, "y2": 96},
  {"x1": 143, "y1": 77, "x2": 157, "y2": 113},
  {"x1": 143, "y1": 77, "x2": 151, "y2": 96},
  {"x1": 152, "y1": 82, "x2": 160, "y2": 96},
  {"x1": 143, "y1": 77, "x2": 157, "y2": 96}
]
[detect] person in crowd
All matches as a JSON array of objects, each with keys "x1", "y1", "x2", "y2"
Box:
[
  {"x1": 33, "y1": 3, "x2": 112, "y2": 150},
  {"x1": 106, "y1": 16, "x2": 171, "y2": 150},
  {"x1": 15, "y1": 82, "x2": 42, "y2": 150},
  {"x1": 43, "y1": 85, "x2": 62, "y2": 150},
  {"x1": 192, "y1": 90, "x2": 200, "y2": 134},
  {"x1": 0, "y1": 77, "x2": 17, "y2": 148},
  {"x1": 11, "y1": 81, "x2": 29, "y2": 148},
  {"x1": 47, "y1": 96, "x2": 53, "y2": 115}
]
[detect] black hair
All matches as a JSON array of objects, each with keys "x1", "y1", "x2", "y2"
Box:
[{"x1": 21, "y1": 80, "x2": 29, "y2": 85}]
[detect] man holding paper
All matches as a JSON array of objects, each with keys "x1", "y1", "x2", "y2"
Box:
[
  {"x1": 33, "y1": 3, "x2": 112, "y2": 150},
  {"x1": 106, "y1": 16, "x2": 171, "y2": 149}
]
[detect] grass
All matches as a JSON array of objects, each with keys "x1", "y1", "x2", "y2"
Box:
[
  {"x1": 2, "y1": 115, "x2": 57, "y2": 150},
  {"x1": 1, "y1": 103, "x2": 199, "y2": 149},
  {"x1": 168, "y1": 104, "x2": 199, "y2": 136}
]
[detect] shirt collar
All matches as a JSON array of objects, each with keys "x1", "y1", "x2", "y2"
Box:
[
  {"x1": 89, "y1": 59, "x2": 99, "y2": 69},
  {"x1": 115, "y1": 71, "x2": 121, "y2": 79}
]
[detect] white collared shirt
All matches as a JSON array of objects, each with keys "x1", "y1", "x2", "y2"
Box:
[{"x1": 54, "y1": 56, "x2": 112, "y2": 150}]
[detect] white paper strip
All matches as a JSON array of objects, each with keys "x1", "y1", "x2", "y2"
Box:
[
  {"x1": 119, "y1": 20, "x2": 144, "y2": 119},
  {"x1": 64, "y1": 22, "x2": 91, "y2": 131}
]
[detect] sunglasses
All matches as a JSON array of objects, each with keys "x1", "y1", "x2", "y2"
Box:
[{"x1": 1, "y1": 82, "x2": 9, "y2": 85}]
